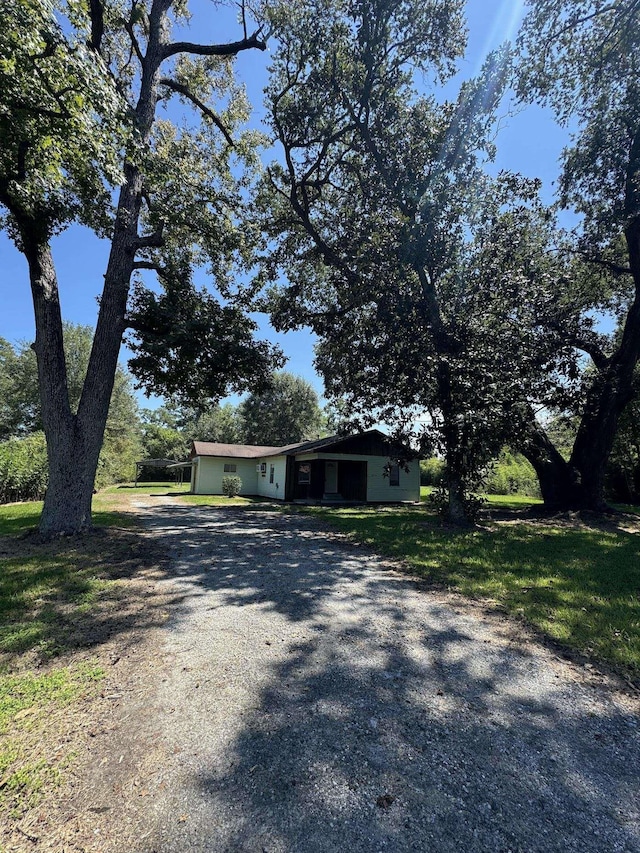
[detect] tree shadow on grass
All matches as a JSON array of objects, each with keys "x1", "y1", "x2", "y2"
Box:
[
  {"x1": 133, "y1": 503, "x2": 640, "y2": 853},
  {"x1": 0, "y1": 526, "x2": 184, "y2": 668}
]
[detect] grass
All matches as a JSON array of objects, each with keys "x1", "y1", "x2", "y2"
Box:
[
  {"x1": 309, "y1": 501, "x2": 640, "y2": 680},
  {"x1": 420, "y1": 485, "x2": 544, "y2": 509},
  {"x1": 0, "y1": 548, "x2": 118, "y2": 661},
  {"x1": 0, "y1": 525, "x2": 116, "y2": 821},
  {"x1": 178, "y1": 493, "x2": 279, "y2": 507},
  {"x1": 0, "y1": 501, "x2": 43, "y2": 537},
  {"x1": 0, "y1": 486, "x2": 168, "y2": 830},
  {"x1": 0, "y1": 663, "x2": 104, "y2": 819}
]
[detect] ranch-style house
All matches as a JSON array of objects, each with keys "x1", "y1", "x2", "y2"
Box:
[{"x1": 189, "y1": 429, "x2": 420, "y2": 503}]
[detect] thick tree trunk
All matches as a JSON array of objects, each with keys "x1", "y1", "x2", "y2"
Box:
[
  {"x1": 522, "y1": 405, "x2": 634, "y2": 513},
  {"x1": 445, "y1": 472, "x2": 468, "y2": 523},
  {"x1": 520, "y1": 415, "x2": 578, "y2": 509},
  {"x1": 20, "y1": 232, "x2": 95, "y2": 534},
  {"x1": 522, "y1": 292, "x2": 640, "y2": 512},
  {"x1": 32, "y1": 1, "x2": 166, "y2": 535},
  {"x1": 41, "y1": 422, "x2": 94, "y2": 535},
  {"x1": 566, "y1": 216, "x2": 640, "y2": 505}
]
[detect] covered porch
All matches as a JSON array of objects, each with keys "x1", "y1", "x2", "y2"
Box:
[{"x1": 286, "y1": 457, "x2": 367, "y2": 503}]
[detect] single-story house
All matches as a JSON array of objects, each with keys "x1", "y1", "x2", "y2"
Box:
[{"x1": 189, "y1": 429, "x2": 420, "y2": 503}]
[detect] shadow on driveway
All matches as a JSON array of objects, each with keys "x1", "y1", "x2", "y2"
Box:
[{"x1": 136, "y1": 503, "x2": 640, "y2": 853}]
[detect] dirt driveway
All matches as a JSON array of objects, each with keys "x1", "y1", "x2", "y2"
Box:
[{"x1": 79, "y1": 497, "x2": 639, "y2": 853}]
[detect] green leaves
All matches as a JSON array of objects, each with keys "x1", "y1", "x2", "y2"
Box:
[
  {"x1": 0, "y1": 432, "x2": 48, "y2": 503},
  {"x1": 517, "y1": 0, "x2": 640, "y2": 241},
  {"x1": 239, "y1": 372, "x2": 325, "y2": 445},
  {"x1": 127, "y1": 273, "x2": 284, "y2": 406},
  {"x1": 0, "y1": 0, "x2": 127, "y2": 237}
]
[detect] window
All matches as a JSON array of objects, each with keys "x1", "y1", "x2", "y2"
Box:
[
  {"x1": 223, "y1": 463, "x2": 237, "y2": 473},
  {"x1": 269, "y1": 465, "x2": 275, "y2": 484},
  {"x1": 389, "y1": 464, "x2": 400, "y2": 486},
  {"x1": 298, "y1": 463, "x2": 311, "y2": 484}
]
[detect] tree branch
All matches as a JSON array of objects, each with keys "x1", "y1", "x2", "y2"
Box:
[
  {"x1": 88, "y1": 0, "x2": 104, "y2": 53},
  {"x1": 570, "y1": 248, "x2": 632, "y2": 276},
  {"x1": 159, "y1": 78, "x2": 234, "y2": 147},
  {"x1": 545, "y1": 5, "x2": 618, "y2": 44},
  {"x1": 131, "y1": 224, "x2": 165, "y2": 249},
  {"x1": 161, "y1": 30, "x2": 266, "y2": 60},
  {"x1": 133, "y1": 260, "x2": 166, "y2": 273},
  {"x1": 124, "y1": 18, "x2": 145, "y2": 66},
  {"x1": 571, "y1": 336, "x2": 610, "y2": 371},
  {"x1": 7, "y1": 99, "x2": 68, "y2": 121}
]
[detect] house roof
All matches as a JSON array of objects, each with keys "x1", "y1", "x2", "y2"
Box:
[
  {"x1": 191, "y1": 441, "x2": 284, "y2": 459},
  {"x1": 191, "y1": 430, "x2": 397, "y2": 460}
]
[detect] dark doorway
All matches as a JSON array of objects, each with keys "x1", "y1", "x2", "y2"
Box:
[
  {"x1": 293, "y1": 459, "x2": 324, "y2": 500},
  {"x1": 338, "y1": 460, "x2": 367, "y2": 502}
]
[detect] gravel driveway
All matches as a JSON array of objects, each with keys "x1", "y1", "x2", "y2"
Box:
[{"x1": 113, "y1": 498, "x2": 639, "y2": 853}]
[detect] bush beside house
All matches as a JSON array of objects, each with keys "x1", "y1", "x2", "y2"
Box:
[{"x1": 222, "y1": 475, "x2": 242, "y2": 497}]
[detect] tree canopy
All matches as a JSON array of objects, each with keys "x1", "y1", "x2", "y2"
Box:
[
  {"x1": 239, "y1": 372, "x2": 325, "y2": 446},
  {"x1": 258, "y1": 0, "x2": 585, "y2": 519}
]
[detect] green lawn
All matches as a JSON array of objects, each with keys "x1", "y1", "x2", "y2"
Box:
[
  {"x1": 310, "y1": 502, "x2": 640, "y2": 679},
  {"x1": 110, "y1": 483, "x2": 278, "y2": 508},
  {"x1": 108, "y1": 481, "x2": 189, "y2": 495},
  {"x1": 420, "y1": 485, "x2": 543, "y2": 509}
]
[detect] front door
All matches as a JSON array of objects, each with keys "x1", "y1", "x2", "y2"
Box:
[
  {"x1": 324, "y1": 460, "x2": 338, "y2": 493},
  {"x1": 338, "y1": 460, "x2": 367, "y2": 501}
]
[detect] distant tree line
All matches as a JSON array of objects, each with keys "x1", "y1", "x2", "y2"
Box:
[
  {"x1": 137, "y1": 371, "x2": 327, "y2": 479},
  {"x1": 0, "y1": 325, "x2": 142, "y2": 502}
]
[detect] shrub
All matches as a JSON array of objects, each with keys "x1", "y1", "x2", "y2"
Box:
[
  {"x1": 485, "y1": 450, "x2": 541, "y2": 497},
  {"x1": 420, "y1": 457, "x2": 445, "y2": 486},
  {"x1": 222, "y1": 475, "x2": 242, "y2": 497},
  {"x1": 0, "y1": 432, "x2": 48, "y2": 504}
]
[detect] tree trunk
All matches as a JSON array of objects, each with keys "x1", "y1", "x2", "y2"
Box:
[
  {"x1": 520, "y1": 415, "x2": 577, "y2": 510},
  {"x1": 445, "y1": 472, "x2": 468, "y2": 524},
  {"x1": 40, "y1": 421, "x2": 94, "y2": 535},
  {"x1": 19, "y1": 231, "x2": 94, "y2": 534},
  {"x1": 521, "y1": 296, "x2": 640, "y2": 513},
  {"x1": 32, "y1": 1, "x2": 167, "y2": 535}
]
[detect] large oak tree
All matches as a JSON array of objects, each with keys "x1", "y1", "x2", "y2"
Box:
[
  {"x1": 258, "y1": 0, "x2": 576, "y2": 520},
  {"x1": 0, "y1": 0, "x2": 281, "y2": 534}
]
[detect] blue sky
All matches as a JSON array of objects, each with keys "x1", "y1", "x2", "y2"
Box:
[{"x1": 0, "y1": 0, "x2": 570, "y2": 408}]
